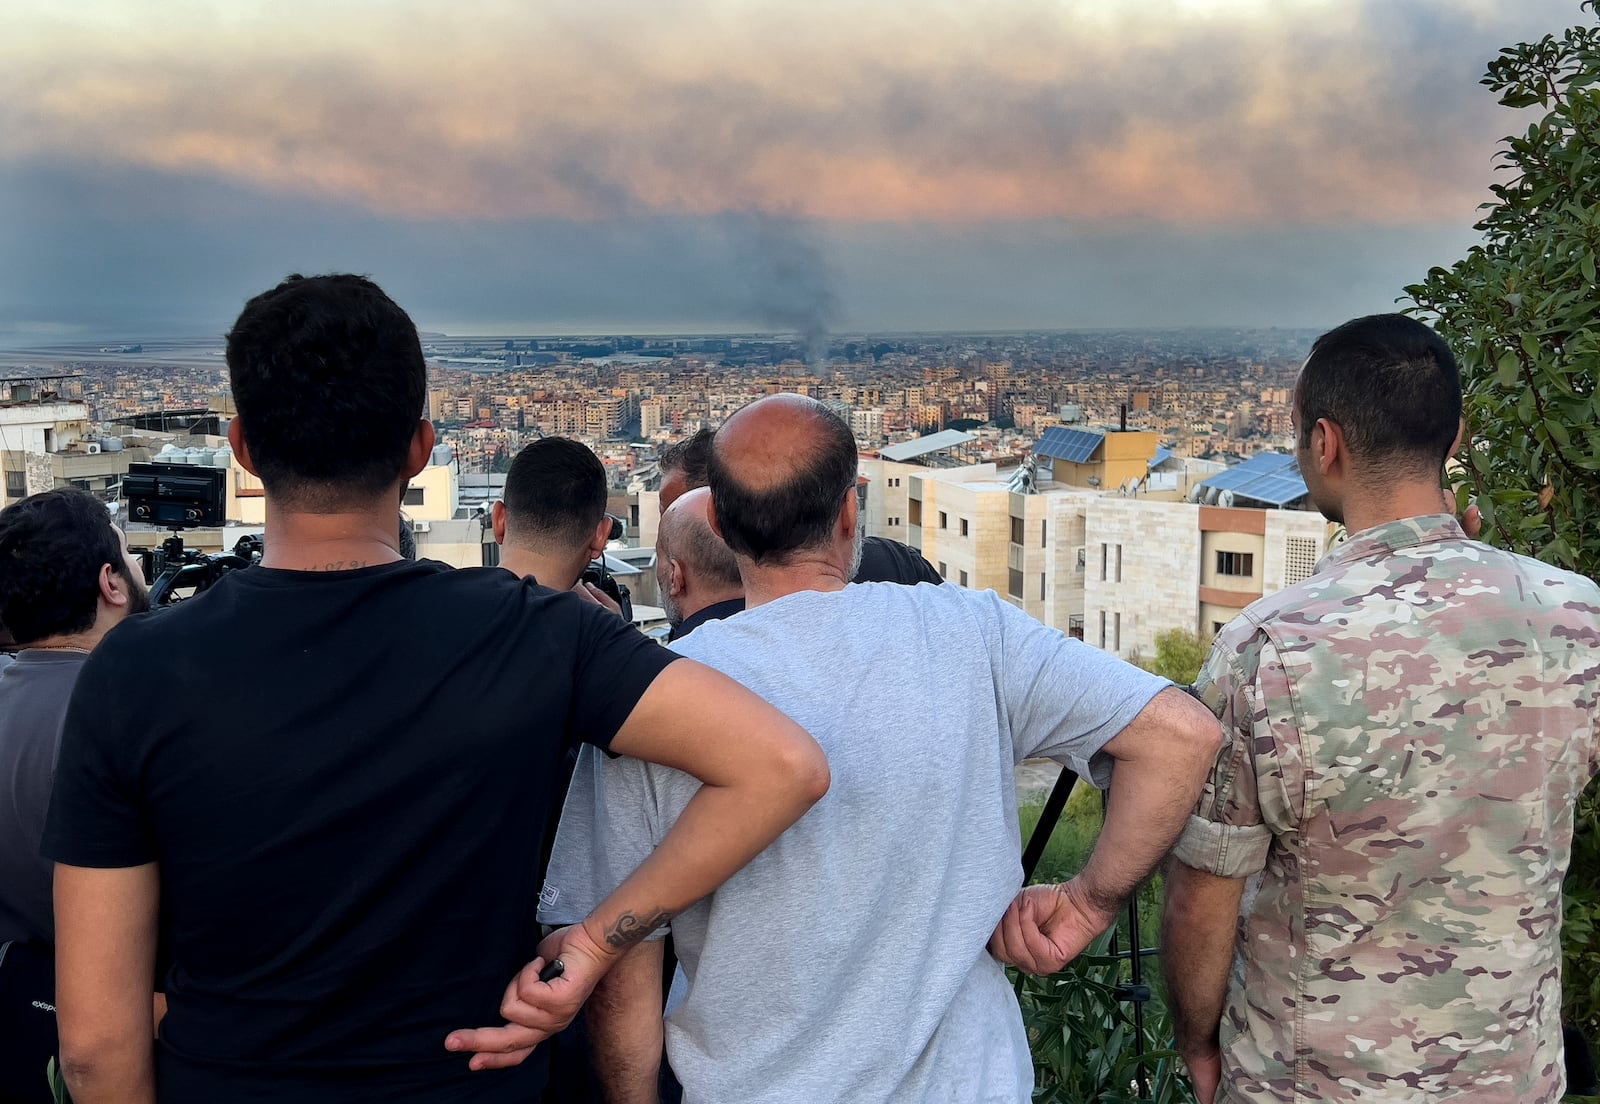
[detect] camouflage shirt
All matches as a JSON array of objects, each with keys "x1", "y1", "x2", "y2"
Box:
[{"x1": 1174, "y1": 514, "x2": 1600, "y2": 1103}]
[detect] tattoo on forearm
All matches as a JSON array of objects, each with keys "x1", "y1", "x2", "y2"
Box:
[{"x1": 605, "y1": 909, "x2": 674, "y2": 949}]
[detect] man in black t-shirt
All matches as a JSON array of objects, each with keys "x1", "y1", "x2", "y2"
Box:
[{"x1": 41, "y1": 274, "x2": 829, "y2": 1104}]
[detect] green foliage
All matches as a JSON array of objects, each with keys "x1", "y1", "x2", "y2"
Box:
[
  {"x1": 1403, "y1": 0, "x2": 1600, "y2": 1058},
  {"x1": 1137, "y1": 629, "x2": 1208, "y2": 687},
  {"x1": 1017, "y1": 790, "x2": 1189, "y2": 1101},
  {"x1": 1015, "y1": 932, "x2": 1192, "y2": 1104},
  {"x1": 1403, "y1": 4, "x2": 1600, "y2": 575},
  {"x1": 1566, "y1": 782, "x2": 1600, "y2": 1040}
]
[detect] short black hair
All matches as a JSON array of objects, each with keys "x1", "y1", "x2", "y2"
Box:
[
  {"x1": 227, "y1": 274, "x2": 427, "y2": 506},
  {"x1": 1298, "y1": 314, "x2": 1462, "y2": 472},
  {"x1": 0, "y1": 489, "x2": 129, "y2": 644},
  {"x1": 709, "y1": 400, "x2": 858, "y2": 564},
  {"x1": 659, "y1": 428, "x2": 714, "y2": 489},
  {"x1": 502, "y1": 437, "x2": 608, "y2": 552}
]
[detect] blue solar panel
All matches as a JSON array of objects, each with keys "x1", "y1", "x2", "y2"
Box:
[
  {"x1": 1035, "y1": 426, "x2": 1104, "y2": 464},
  {"x1": 1198, "y1": 452, "x2": 1307, "y2": 507}
]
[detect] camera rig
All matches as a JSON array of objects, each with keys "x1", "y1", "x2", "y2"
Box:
[
  {"x1": 124, "y1": 462, "x2": 262, "y2": 606},
  {"x1": 579, "y1": 514, "x2": 633, "y2": 620}
]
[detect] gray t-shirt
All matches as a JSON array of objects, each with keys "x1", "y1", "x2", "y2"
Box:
[
  {"x1": 0, "y1": 650, "x2": 89, "y2": 945},
  {"x1": 541, "y1": 582, "x2": 1167, "y2": 1104}
]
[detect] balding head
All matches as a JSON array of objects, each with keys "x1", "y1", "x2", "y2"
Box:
[
  {"x1": 708, "y1": 395, "x2": 859, "y2": 566},
  {"x1": 656, "y1": 487, "x2": 743, "y2": 627}
]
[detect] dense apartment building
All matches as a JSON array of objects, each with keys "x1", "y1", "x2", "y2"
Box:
[{"x1": 861, "y1": 431, "x2": 1334, "y2": 662}]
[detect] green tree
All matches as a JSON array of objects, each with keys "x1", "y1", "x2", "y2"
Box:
[
  {"x1": 1139, "y1": 628, "x2": 1208, "y2": 687},
  {"x1": 1403, "y1": 1, "x2": 1600, "y2": 1047}
]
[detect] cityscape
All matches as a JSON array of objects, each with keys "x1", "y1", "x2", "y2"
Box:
[{"x1": 0, "y1": 322, "x2": 1332, "y2": 660}]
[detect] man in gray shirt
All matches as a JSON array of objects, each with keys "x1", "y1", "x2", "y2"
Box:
[
  {"x1": 507, "y1": 395, "x2": 1223, "y2": 1103},
  {"x1": 0, "y1": 488, "x2": 149, "y2": 1098}
]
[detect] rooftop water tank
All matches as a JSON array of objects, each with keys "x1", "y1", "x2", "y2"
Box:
[{"x1": 431, "y1": 444, "x2": 454, "y2": 467}]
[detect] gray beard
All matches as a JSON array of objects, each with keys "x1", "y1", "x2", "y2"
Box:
[
  {"x1": 659, "y1": 587, "x2": 683, "y2": 628},
  {"x1": 847, "y1": 525, "x2": 864, "y2": 581}
]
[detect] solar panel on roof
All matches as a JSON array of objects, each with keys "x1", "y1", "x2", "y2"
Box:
[
  {"x1": 1035, "y1": 426, "x2": 1104, "y2": 464},
  {"x1": 1197, "y1": 452, "x2": 1307, "y2": 507}
]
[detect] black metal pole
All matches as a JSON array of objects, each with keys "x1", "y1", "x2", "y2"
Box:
[{"x1": 1021, "y1": 767, "x2": 1080, "y2": 883}]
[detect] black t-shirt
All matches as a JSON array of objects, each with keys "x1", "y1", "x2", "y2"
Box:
[
  {"x1": 41, "y1": 560, "x2": 678, "y2": 1103},
  {"x1": 853, "y1": 536, "x2": 943, "y2": 585}
]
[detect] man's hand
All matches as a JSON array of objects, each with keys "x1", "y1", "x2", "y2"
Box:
[
  {"x1": 1442, "y1": 486, "x2": 1481, "y2": 539},
  {"x1": 988, "y1": 880, "x2": 1118, "y2": 975},
  {"x1": 444, "y1": 923, "x2": 612, "y2": 1071},
  {"x1": 572, "y1": 580, "x2": 624, "y2": 617},
  {"x1": 1188, "y1": 1050, "x2": 1222, "y2": 1104}
]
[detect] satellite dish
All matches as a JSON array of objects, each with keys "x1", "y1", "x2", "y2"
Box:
[
  {"x1": 1219, "y1": 489, "x2": 1236, "y2": 508},
  {"x1": 1186, "y1": 484, "x2": 1205, "y2": 504}
]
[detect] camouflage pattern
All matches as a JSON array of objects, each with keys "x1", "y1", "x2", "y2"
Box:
[{"x1": 1174, "y1": 514, "x2": 1600, "y2": 1103}]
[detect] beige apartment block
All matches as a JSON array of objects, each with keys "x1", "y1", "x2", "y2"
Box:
[{"x1": 865, "y1": 459, "x2": 1334, "y2": 664}]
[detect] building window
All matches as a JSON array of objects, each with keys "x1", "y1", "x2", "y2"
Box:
[
  {"x1": 1284, "y1": 537, "x2": 1318, "y2": 586},
  {"x1": 1076, "y1": 547, "x2": 1086, "y2": 572},
  {"x1": 403, "y1": 487, "x2": 426, "y2": 506},
  {"x1": 1217, "y1": 551, "x2": 1255, "y2": 577},
  {"x1": 1100, "y1": 543, "x2": 1109, "y2": 582},
  {"x1": 960, "y1": 518, "x2": 969, "y2": 537},
  {"x1": 1008, "y1": 568, "x2": 1024, "y2": 597},
  {"x1": 1115, "y1": 544, "x2": 1123, "y2": 583},
  {"x1": 909, "y1": 499, "x2": 922, "y2": 525},
  {"x1": 939, "y1": 511, "x2": 948, "y2": 530},
  {"x1": 958, "y1": 569, "x2": 968, "y2": 587},
  {"x1": 1213, "y1": 621, "x2": 1227, "y2": 636},
  {"x1": 937, "y1": 561, "x2": 948, "y2": 579},
  {"x1": 1039, "y1": 573, "x2": 1046, "y2": 601},
  {"x1": 1041, "y1": 520, "x2": 1047, "y2": 548},
  {"x1": 1099, "y1": 610, "x2": 1108, "y2": 649},
  {"x1": 887, "y1": 516, "x2": 900, "y2": 527},
  {"x1": 1113, "y1": 612, "x2": 1121, "y2": 651},
  {"x1": 1011, "y1": 517, "x2": 1025, "y2": 545}
]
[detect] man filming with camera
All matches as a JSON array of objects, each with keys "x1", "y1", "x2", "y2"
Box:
[
  {"x1": 0, "y1": 488, "x2": 150, "y2": 1101},
  {"x1": 493, "y1": 437, "x2": 629, "y2": 616}
]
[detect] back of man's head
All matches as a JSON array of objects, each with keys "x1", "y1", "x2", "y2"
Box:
[
  {"x1": 659, "y1": 428, "x2": 714, "y2": 511},
  {"x1": 0, "y1": 489, "x2": 136, "y2": 645},
  {"x1": 708, "y1": 395, "x2": 858, "y2": 564},
  {"x1": 227, "y1": 274, "x2": 427, "y2": 509},
  {"x1": 502, "y1": 437, "x2": 608, "y2": 553},
  {"x1": 1298, "y1": 314, "x2": 1462, "y2": 477},
  {"x1": 658, "y1": 488, "x2": 743, "y2": 595}
]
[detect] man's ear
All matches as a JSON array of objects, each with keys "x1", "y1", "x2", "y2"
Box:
[
  {"x1": 404, "y1": 420, "x2": 436, "y2": 479},
  {"x1": 1449, "y1": 417, "x2": 1467, "y2": 459},
  {"x1": 491, "y1": 501, "x2": 507, "y2": 545},
  {"x1": 668, "y1": 556, "x2": 687, "y2": 598},
  {"x1": 1312, "y1": 418, "x2": 1344, "y2": 476},
  {"x1": 838, "y1": 489, "x2": 859, "y2": 541},
  {"x1": 99, "y1": 563, "x2": 133, "y2": 612},
  {"x1": 227, "y1": 419, "x2": 259, "y2": 476},
  {"x1": 588, "y1": 516, "x2": 613, "y2": 560}
]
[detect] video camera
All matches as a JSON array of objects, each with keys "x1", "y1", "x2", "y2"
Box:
[
  {"x1": 579, "y1": 514, "x2": 632, "y2": 620},
  {"x1": 125, "y1": 462, "x2": 262, "y2": 606}
]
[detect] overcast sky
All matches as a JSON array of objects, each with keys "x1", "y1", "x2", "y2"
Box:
[{"x1": 0, "y1": 0, "x2": 1584, "y2": 340}]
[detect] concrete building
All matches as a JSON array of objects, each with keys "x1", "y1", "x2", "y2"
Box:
[
  {"x1": 864, "y1": 449, "x2": 1335, "y2": 663},
  {"x1": 0, "y1": 390, "x2": 94, "y2": 507}
]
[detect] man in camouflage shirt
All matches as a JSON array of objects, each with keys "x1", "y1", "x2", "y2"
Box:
[{"x1": 1161, "y1": 313, "x2": 1600, "y2": 1104}]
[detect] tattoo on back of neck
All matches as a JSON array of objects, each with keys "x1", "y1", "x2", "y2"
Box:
[{"x1": 605, "y1": 909, "x2": 674, "y2": 949}]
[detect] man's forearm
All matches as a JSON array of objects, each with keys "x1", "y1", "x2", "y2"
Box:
[
  {"x1": 1160, "y1": 860, "x2": 1245, "y2": 1062},
  {"x1": 589, "y1": 941, "x2": 667, "y2": 1104},
  {"x1": 1072, "y1": 688, "x2": 1220, "y2": 912},
  {"x1": 580, "y1": 769, "x2": 818, "y2": 955}
]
